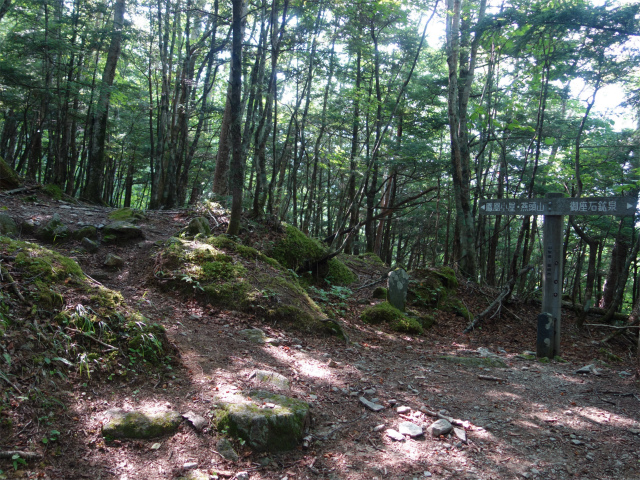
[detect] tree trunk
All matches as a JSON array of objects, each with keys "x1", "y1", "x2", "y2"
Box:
[{"x1": 83, "y1": 0, "x2": 126, "y2": 203}]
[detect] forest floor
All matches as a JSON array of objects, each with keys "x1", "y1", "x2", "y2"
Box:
[{"x1": 1, "y1": 190, "x2": 640, "y2": 480}]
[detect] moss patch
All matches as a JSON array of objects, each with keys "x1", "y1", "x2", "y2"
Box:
[
  {"x1": 440, "y1": 356, "x2": 507, "y2": 368},
  {"x1": 326, "y1": 258, "x2": 357, "y2": 286},
  {"x1": 42, "y1": 184, "x2": 64, "y2": 200},
  {"x1": 391, "y1": 316, "x2": 423, "y2": 334},
  {"x1": 372, "y1": 286, "x2": 387, "y2": 299},
  {"x1": 361, "y1": 302, "x2": 404, "y2": 325},
  {"x1": 268, "y1": 224, "x2": 326, "y2": 271},
  {"x1": 108, "y1": 207, "x2": 146, "y2": 222},
  {"x1": 154, "y1": 236, "x2": 331, "y2": 334},
  {"x1": 102, "y1": 408, "x2": 182, "y2": 439}
]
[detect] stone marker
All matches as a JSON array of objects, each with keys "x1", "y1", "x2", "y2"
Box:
[
  {"x1": 182, "y1": 411, "x2": 208, "y2": 432},
  {"x1": 388, "y1": 268, "x2": 409, "y2": 311}
]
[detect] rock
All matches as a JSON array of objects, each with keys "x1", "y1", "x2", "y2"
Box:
[
  {"x1": 73, "y1": 225, "x2": 98, "y2": 240},
  {"x1": 249, "y1": 369, "x2": 290, "y2": 390},
  {"x1": 103, "y1": 253, "x2": 124, "y2": 268},
  {"x1": 235, "y1": 472, "x2": 249, "y2": 480},
  {"x1": 575, "y1": 364, "x2": 601, "y2": 375},
  {"x1": 102, "y1": 221, "x2": 145, "y2": 242},
  {"x1": 186, "y1": 217, "x2": 211, "y2": 236},
  {"x1": 571, "y1": 439, "x2": 583, "y2": 445},
  {"x1": 397, "y1": 406, "x2": 411, "y2": 414},
  {"x1": 239, "y1": 328, "x2": 268, "y2": 344},
  {"x1": 177, "y1": 470, "x2": 210, "y2": 480},
  {"x1": 182, "y1": 411, "x2": 208, "y2": 432},
  {"x1": 388, "y1": 268, "x2": 410, "y2": 311},
  {"x1": 453, "y1": 427, "x2": 467, "y2": 443},
  {"x1": 385, "y1": 429, "x2": 405, "y2": 441},
  {"x1": 216, "y1": 438, "x2": 239, "y2": 461},
  {"x1": 37, "y1": 214, "x2": 70, "y2": 243},
  {"x1": 215, "y1": 391, "x2": 310, "y2": 452},
  {"x1": 81, "y1": 237, "x2": 99, "y2": 253},
  {"x1": 427, "y1": 419, "x2": 453, "y2": 437},
  {"x1": 363, "y1": 387, "x2": 376, "y2": 395},
  {"x1": 359, "y1": 397, "x2": 385, "y2": 412},
  {"x1": 101, "y1": 408, "x2": 182, "y2": 439},
  {"x1": 183, "y1": 462, "x2": 198, "y2": 469},
  {"x1": 21, "y1": 218, "x2": 38, "y2": 234},
  {"x1": 477, "y1": 347, "x2": 495, "y2": 357},
  {"x1": 398, "y1": 421, "x2": 423, "y2": 438},
  {"x1": 0, "y1": 157, "x2": 21, "y2": 190},
  {"x1": 0, "y1": 213, "x2": 18, "y2": 237},
  {"x1": 373, "y1": 424, "x2": 385, "y2": 432}
]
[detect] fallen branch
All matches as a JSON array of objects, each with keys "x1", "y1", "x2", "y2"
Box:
[
  {"x1": 464, "y1": 265, "x2": 533, "y2": 333},
  {"x1": 0, "y1": 370, "x2": 22, "y2": 394},
  {"x1": 421, "y1": 407, "x2": 470, "y2": 429},
  {"x1": 0, "y1": 451, "x2": 42, "y2": 460},
  {"x1": 586, "y1": 323, "x2": 640, "y2": 329},
  {"x1": 0, "y1": 264, "x2": 27, "y2": 304},
  {"x1": 354, "y1": 275, "x2": 387, "y2": 292},
  {"x1": 477, "y1": 374, "x2": 507, "y2": 382},
  {"x1": 65, "y1": 327, "x2": 119, "y2": 352}
]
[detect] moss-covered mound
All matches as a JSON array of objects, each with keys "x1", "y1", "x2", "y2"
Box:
[
  {"x1": 108, "y1": 207, "x2": 147, "y2": 222},
  {"x1": 0, "y1": 236, "x2": 173, "y2": 384},
  {"x1": 360, "y1": 301, "x2": 423, "y2": 335},
  {"x1": 407, "y1": 266, "x2": 470, "y2": 319},
  {"x1": 153, "y1": 235, "x2": 340, "y2": 336},
  {"x1": 266, "y1": 224, "x2": 356, "y2": 286},
  {"x1": 0, "y1": 156, "x2": 21, "y2": 190}
]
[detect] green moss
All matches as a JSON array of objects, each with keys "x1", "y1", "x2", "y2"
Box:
[
  {"x1": 42, "y1": 184, "x2": 64, "y2": 200},
  {"x1": 554, "y1": 356, "x2": 568, "y2": 363},
  {"x1": 108, "y1": 207, "x2": 146, "y2": 222},
  {"x1": 598, "y1": 348, "x2": 622, "y2": 362},
  {"x1": 10, "y1": 240, "x2": 84, "y2": 283},
  {"x1": 269, "y1": 224, "x2": 326, "y2": 271},
  {"x1": 90, "y1": 287, "x2": 125, "y2": 309},
  {"x1": 390, "y1": 316, "x2": 423, "y2": 335},
  {"x1": 358, "y1": 252, "x2": 385, "y2": 265},
  {"x1": 435, "y1": 266, "x2": 458, "y2": 289},
  {"x1": 538, "y1": 356, "x2": 550, "y2": 363},
  {"x1": 36, "y1": 286, "x2": 64, "y2": 310},
  {"x1": 360, "y1": 301, "x2": 405, "y2": 325},
  {"x1": 73, "y1": 225, "x2": 98, "y2": 240},
  {"x1": 372, "y1": 286, "x2": 388, "y2": 299},
  {"x1": 326, "y1": 258, "x2": 357, "y2": 286}
]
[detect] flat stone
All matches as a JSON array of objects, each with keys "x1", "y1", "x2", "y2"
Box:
[
  {"x1": 397, "y1": 406, "x2": 411, "y2": 414},
  {"x1": 239, "y1": 328, "x2": 268, "y2": 344},
  {"x1": 359, "y1": 397, "x2": 384, "y2": 412},
  {"x1": 102, "y1": 221, "x2": 145, "y2": 241},
  {"x1": 182, "y1": 411, "x2": 208, "y2": 432},
  {"x1": 385, "y1": 428, "x2": 405, "y2": 441},
  {"x1": 216, "y1": 391, "x2": 310, "y2": 452},
  {"x1": 453, "y1": 427, "x2": 467, "y2": 443},
  {"x1": 427, "y1": 419, "x2": 453, "y2": 437},
  {"x1": 103, "y1": 253, "x2": 124, "y2": 268},
  {"x1": 101, "y1": 408, "x2": 182, "y2": 439},
  {"x1": 216, "y1": 438, "x2": 239, "y2": 462},
  {"x1": 81, "y1": 237, "x2": 99, "y2": 253},
  {"x1": 398, "y1": 421, "x2": 423, "y2": 437},
  {"x1": 575, "y1": 364, "x2": 601, "y2": 375},
  {"x1": 249, "y1": 369, "x2": 290, "y2": 389}
]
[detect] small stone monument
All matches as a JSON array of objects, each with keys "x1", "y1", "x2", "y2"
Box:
[{"x1": 388, "y1": 268, "x2": 409, "y2": 312}]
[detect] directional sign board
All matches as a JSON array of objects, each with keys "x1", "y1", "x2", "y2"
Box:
[{"x1": 479, "y1": 196, "x2": 637, "y2": 216}]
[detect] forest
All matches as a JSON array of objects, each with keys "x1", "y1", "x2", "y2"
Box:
[{"x1": 0, "y1": 0, "x2": 639, "y2": 315}]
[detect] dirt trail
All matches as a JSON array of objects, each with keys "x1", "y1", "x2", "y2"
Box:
[{"x1": 1, "y1": 192, "x2": 639, "y2": 480}]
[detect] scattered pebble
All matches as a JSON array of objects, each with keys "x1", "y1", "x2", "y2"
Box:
[
  {"x1": 397, "y1": 406, "x2": 411, "y2": 414},
  {"x1": 386, "y1": 428, "x2": 405, "y2": 442}
]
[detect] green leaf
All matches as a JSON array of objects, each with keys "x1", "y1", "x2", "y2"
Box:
[{"x1": 544, "y1": 137, "x2": 555, "y2": 145}]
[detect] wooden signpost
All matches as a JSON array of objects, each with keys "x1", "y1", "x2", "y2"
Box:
[{"x1": 479, "y1": 192, "x2": 637, "y2": 358}]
